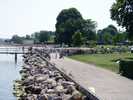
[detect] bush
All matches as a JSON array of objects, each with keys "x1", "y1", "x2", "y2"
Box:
[
  {"x1": 86, "y1": 41, "x2": 97, "y2": 48},
  {"x1": 119, "y1": 60, "x2": 133, "y2": 79}
]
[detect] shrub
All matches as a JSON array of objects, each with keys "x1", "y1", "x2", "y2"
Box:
[
  {"x1": 86, "y1": 40, "x2": 97, "y2": 48},
  {"x1": 119, "y1": 60, "x2": 133, "y2": 79}
]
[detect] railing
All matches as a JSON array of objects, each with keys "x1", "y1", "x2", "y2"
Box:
[{"x1": 0, "y1": 47, "x2": 28, "y2": 54}]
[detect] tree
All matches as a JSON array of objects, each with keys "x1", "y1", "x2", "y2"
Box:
[
  {"x1": 72, "y1": 31, "x2": 83, "y2": 46},
  {"x1": 32, "y1": 31, "x2": 54, "y2": 43},
  {"x1": 55, "y1": 8, "x2": 97, "y2": 45},
  {"x1": 25, "y1": 35, "x2": 31, "y2": 39},
  {"x1": 38, "y1": 31, "x2": 50, "y2": 43},
  {"x1": 31, "y1": 32, "x2": 40, "y2": 43},
  {"x1": 97, "y1": 25, "x2": 118, "y2": 44},
  {"x1": 55, "y1": 8, "x2": 83, "y2": 45},
  {"x1": 101, "y1": 25, "x2": 118, "y2": 36},
  {"x1": 103, "y1": 32, "x2": 113, "y2": 44},
  {"x1": 82, "y1": 19, "x2": 97, "y2": 41},
  {"x1": 110, "y1": 0, "x2": 133, "y2": 40},
  {"x1": 113, "y1": 32, "x2": 127, "y2": 44},
  {"x1": 107, "y1": 25, "x2": 118, "y2": 36},
  {"x1": 11, "y1": 35, "x2": 23, "y2": 44}
]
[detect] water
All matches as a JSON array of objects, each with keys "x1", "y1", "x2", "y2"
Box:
[{"x1": 0, "y1": 54, "x2": 22, "y2": 100}]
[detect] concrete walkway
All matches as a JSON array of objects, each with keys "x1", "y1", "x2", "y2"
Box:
[{"x1": 50, "y1": 54, "x2": 133, "y2": 100}]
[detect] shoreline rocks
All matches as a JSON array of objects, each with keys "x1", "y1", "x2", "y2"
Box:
[{"x1": 13, "y1": 50, "x2": 87, "y2": 100}]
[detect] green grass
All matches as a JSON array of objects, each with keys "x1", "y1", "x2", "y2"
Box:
[{"x1": 69, "y1": 53, "x2": 133, "y2": 72}]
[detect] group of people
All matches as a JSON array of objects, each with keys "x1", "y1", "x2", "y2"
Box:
[
  {"x1": 50, "y1": 49, "x2": 65, "y2": 59},
  {"x1": 22, "y1": 46, "x2": 67, "y2": 60}
]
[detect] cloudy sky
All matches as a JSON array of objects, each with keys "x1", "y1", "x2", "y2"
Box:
[{"x1": 0, "y1": 0, "x2": 119, "y2": 38}]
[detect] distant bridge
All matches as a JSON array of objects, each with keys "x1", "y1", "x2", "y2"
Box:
[{"x1": 0, "y1": 47, "x2": 28, "y2": 54}]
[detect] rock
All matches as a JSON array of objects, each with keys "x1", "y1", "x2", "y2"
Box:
[
  {"x1": 47, "y1": 94, "x2": 59, "y2": 100},
  {"x1": 55, "y1": 75, "x2": 63, "y2": 81},
  {"x1": 53, "y1": 96, "x2": 62, "y2": 100},
  {"x1": 51, "y1": 80, "x2": 57, "y2": 87},
  {"x1": 42, "y1": 69, "x2": 49, "y2": 74},
  {"x1": 62, "y1": 94, "x2": 72, "y2": 100},
  {"x1": 23, "y1": 65, "x2": 31, "y2": 69},
  {"x1": 13, "y1": 90, "x2": 24, "y2": 97},
  {"x1": 55, "y1": 85, "x2": 64, "y2": 93},
  {"x1": 35, "y1": 75, "x2": 48, "y2": 82},
  {"x1": 25, "y1": 86, "x2": 42, "y2": 94},
  {"x1": 88, "y1": 87, "x2": 95, "y2": 94},
  {"x1": 22, "y1": 78, "x2": 34, "y2": 86},
  {"x1": 47, "y1": 89, "x2": 55, "y2": 94},
  {"x1": 23, "y1": 55, "x2": 27, "y2": 58},
  {"x1": 19, "y1": 69, "x2": 27, "y2": 74},
  {"x1": 47, "y1": 83, "x2": 53, "y2": 89},
  {"x1": 13, "y1": 51, "x2": 86, "y2": 100},
  {"x1": 49, "y1": 72, "x2": 55, "y2": 77},
  {"x1": 66, "y1": 85, "x2": 76, "y2": 94},
  {"x1": 46, "y1": 79, "x2": 54, "y2": 84},
  {"x1": 37, "y1": 95, "x2": 48, "y2": 100},
  {"x1": 27, "y1": 95, "x2": 37, "y2": 100},
  {"x1": 13, "y1": 81, "x2": 22, "y2": 87},
  {"x1": 71, "y1": 90, "x2": 82, "y2": 100},
  {"x1": 21, "y1": 73, "x2": 28, "y2": 79},
  {"x1": 57, "y1": 79, "x2": 64, "y2": 84},
  {"x1": 62, "y1": 81, "x2": 75, "y2": 87},
  {"x1": 41, "y1": 89, "x2": 47, "y2": 94}
]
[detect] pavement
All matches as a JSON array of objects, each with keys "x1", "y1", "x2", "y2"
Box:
[{"x1": 50, "y1": 53, "x2": 133, "y2": 100}]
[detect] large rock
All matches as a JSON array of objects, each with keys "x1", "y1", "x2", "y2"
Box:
[
  {"x1": 35, "y1": 75, "x2": 48, "y2": 82},
  {"x1": 71, "y1": 90, "x2": 82, "y2": 100},
  {"x1": 25, "y1": 85, "x2": 42, "y2": 94}
]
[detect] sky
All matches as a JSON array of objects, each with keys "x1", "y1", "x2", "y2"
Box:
[{"x1": 0, "y1": 0, "x2": 120, "y2": 39}]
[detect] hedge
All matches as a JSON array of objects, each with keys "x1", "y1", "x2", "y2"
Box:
[{"x1": 119, "y1": 60, "x2": 133, "y2": 79}]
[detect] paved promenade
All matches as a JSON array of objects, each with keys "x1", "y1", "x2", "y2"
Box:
[{"x1": 51, "y1": 54, "x2": 133, "y2": 100}]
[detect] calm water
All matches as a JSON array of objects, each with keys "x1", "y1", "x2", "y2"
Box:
[{"x1": 0, "y1": 54, "x2": 22, "y2": 100}]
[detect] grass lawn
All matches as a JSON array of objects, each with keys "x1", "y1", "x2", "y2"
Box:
[{"x1": 69, "y1": 53, "x2": 133, "y2": 73}]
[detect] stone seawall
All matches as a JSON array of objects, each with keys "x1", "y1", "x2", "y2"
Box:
[{"x1": 13, "y1": 49, "x2": 99, "y2": 100}]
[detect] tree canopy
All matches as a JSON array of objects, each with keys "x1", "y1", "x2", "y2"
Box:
[
  {"x1": 110, "y1": 0, "x2": 133, "y2": 40},
  {"x1": 39, "y1": 31, "x2": 50, "y2": 43},
  {"x1": 72, "y1": 31, "x2": 83, "y2": 46},
  {"x1": 11, "y1": 35, "x2": 24, "y2": 44},
  {"x1": 32, "y1": 31, "x2": 54, "y2": 43},
  {"x1": 97, "y1": 25, "x2": 118, "y2": 44},
  {"x1": 55, "y1": 8, "x2": 96, "y2": 45},
  {"x1": 82, "y1": 19, "x2": 97, "y2": 41},
  {"x1": 55, "y1": 8, "x2": 83, "y2": 45}
]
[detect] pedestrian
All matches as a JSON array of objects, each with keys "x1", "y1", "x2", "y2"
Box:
[
  {"x1": 22, "y1": 46, "x2": 24, "y2": 53},
  {"x1": 59, "y1": 51, "x2": 64, "y2": 59},
  {"x1": 55, "y1": 49, "x2": 58, "y2": 59}
]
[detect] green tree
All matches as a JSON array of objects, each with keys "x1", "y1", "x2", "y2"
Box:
[
  {"x1": 32, "y1": 31, "x2": 55, "y2": 44},
  {"x1": 11, "y1": 35, "x2": 23, "y2": 44},
  {"x1": 32, "y1": 32, "x2": 40, "y2": 43},
  {"x1": 103, "y1": 32, "x2": 113, "y2": 44},
  {"x1": 72, "y1": 31, "x2": 83, "y2": 46},
  {"x1": 82, "y1": 19, "x2": 97, "y2": 41},
  {"x1": 25, "y1": 35, "x2": 31, "y2": 39},
  {"x1": 55, "y1": 8, "x2": 83, "y2": 45},
  {"x1": 110, "y1": 0, "x2": 133, "y2": 40},
  {"x1": 38, "y1": 31, "x2": 50, "y2": 43},
  {"x1": 107, "y1": 25, "x2": 118, "y2": 35},
  {"x1": 113, "y1": 32, "x2": 127, "y2": 44},
  {"x1": 97, "y1": 25, "x2": 118, "y2": 44},
  {"x1": 101, "y1": 25, "x2": 118, "y2": 36}
]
